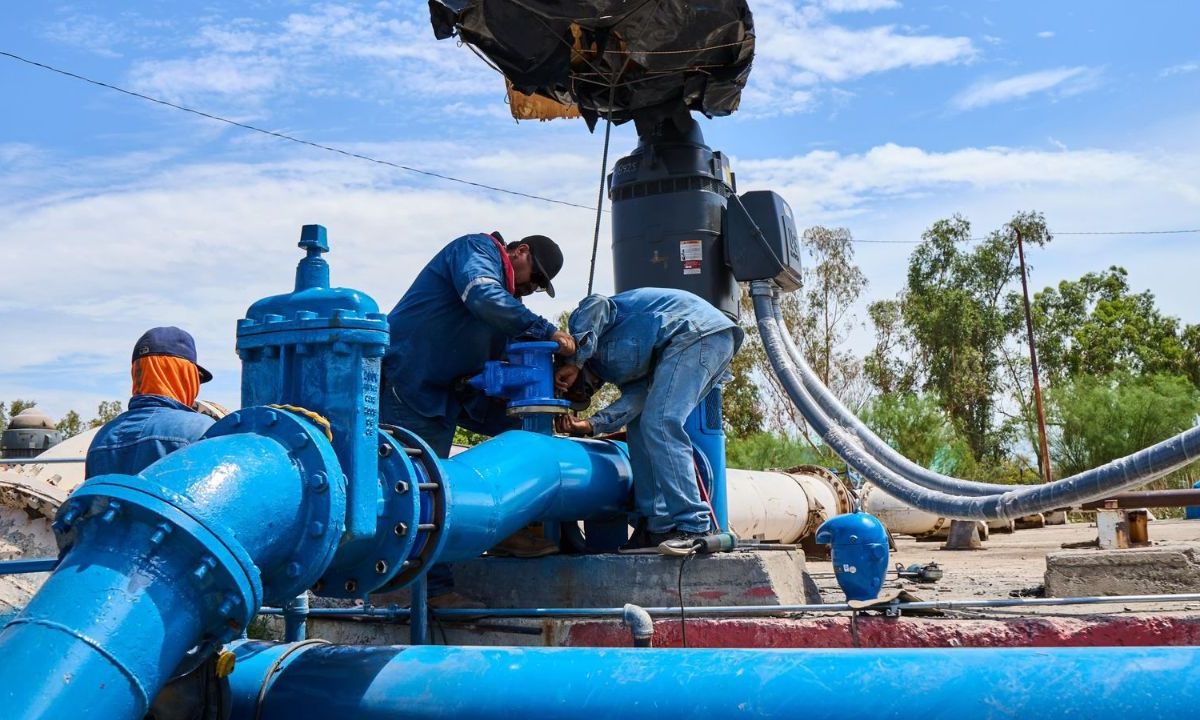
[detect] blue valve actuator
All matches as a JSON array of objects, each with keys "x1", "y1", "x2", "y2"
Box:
[{"x1": 816, "y1": 511, "x2": 889, "y2": 601}]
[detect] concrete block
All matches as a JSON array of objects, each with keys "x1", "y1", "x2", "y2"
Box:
[
  {"x1": 1045, "y1": 543, "x2": 1200, "y2": 597},
  {"x1": 1044, "y1": 510, "x2": 1069, "y2": 526},
  {"x1": 448, "y1": 549, "x2": 821, "y2": 608}
]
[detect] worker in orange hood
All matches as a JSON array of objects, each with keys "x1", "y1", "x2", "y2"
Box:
[{"x1": 85, "y1": 327, "x2": 216, "y2": 478}]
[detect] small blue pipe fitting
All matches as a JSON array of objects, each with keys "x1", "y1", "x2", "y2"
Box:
[
  {"x1": 468, "y1": 341, "x2": 569, "y2": 418},
  {"x1": 816, "y1": 511, "x2": 890, "y2": 601}
]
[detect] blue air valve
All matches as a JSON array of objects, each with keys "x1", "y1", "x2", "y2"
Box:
[
  {"x1": 467, "y1": 341, "x2": 569, "y2": 433},
  {"x1": 815, "y1": 511, "x2": 890, "y2": 601}
]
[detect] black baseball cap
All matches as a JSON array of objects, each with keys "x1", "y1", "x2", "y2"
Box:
[
  {"x1": 519, "y1": 234, "x2": 563, "y2": 297},
  {"x1": 132, "y1": 326, "x2": 213, "y2": 383}
]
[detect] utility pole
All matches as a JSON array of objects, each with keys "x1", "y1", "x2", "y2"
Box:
[{"x1": 1015, "y1": 226, "x2": 1053, "y2": 484}]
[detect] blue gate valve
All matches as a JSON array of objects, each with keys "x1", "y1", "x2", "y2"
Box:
[
  {"x1": 467, "y1": 341, "x2": 570, "y2": 417},
  {"x1": 816, "y1": 511, "x2": 890, "y2": 601}
]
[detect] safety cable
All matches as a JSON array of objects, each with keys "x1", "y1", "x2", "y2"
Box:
[
  {"x1": 586, "y1": 61, "x2": 626, "y2": 294},
  {"x1": 676, "y1": 548, "x2": 697, "y2": 648},
  {"x1": 0, "y1": 50, "x2": 597, "y2": 212}
]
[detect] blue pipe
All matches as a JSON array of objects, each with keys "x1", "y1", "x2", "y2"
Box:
[
  {"x1": 685, "y1": 387, "x2": 727, "y2": 530},
  {"x1": 0, "y1": 408, "x2": 345, "y2": 720},
  {"x1": 0, "y1": 558, "x2": 57, "y2": 574},
  {"x1": 282, "y1": 594, "x2": 309, "y2": 642},
  {"x1": 434, "y1": 432, "x2": 631, "y2": 564},
  {"x1": 228, "y1": 640, "x2": 1200, "y2": 719}
]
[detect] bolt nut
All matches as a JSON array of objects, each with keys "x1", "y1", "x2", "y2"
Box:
[
  {"x1": 379, "y1": 443, "x2": 393, "y2": 457},
  {"x1": 100, "y1": 500, "x2": 122, "y2": 523},
  {"x1": 375, "y1": 560, "x2": 388, "y2": 574},
  {"x1": 394, "y1": 480, "x2": 409, "y2": 495},
  {"x1": 149, "y1": 522, "x2": 173, "y2": 546},
  {"x1": 344, "y1": 580, "x2": 357, "y2": 593},
  {"x1": 286, "y1": 561, "x2": 303, "y2": 578},
  {"x1": 309, "y1": 472, "x2": 329, "y2": 493},
  {"x1": 292, "y1": 432, "x2": 310, "y2": 449},
  {"x1": 264, "y1": 410, "x2": 278, "y2": 426},
  {"x1": 393, "y1": 522, "x2": 408, "y2": 537},
  {"x1": 309, "y1": 521, "x2": 326, "y2": 537}
]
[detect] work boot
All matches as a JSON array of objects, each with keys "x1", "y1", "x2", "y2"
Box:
[
  {"x1": 655, "y1": 530, "x2": 708, "y2": 556},
  {"x1": 617, "y1": 520, "x2": 655, "y2": 554},
  {"x1": 427, "y1": 591, "x2": 485, "y2": 610},
  {"x1": 488, "y1": 525, "x2": 560, "y2": 558}
]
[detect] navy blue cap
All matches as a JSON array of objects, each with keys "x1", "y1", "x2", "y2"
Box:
[{"x1": 132, "y1": 326, "x2": 213, "y2": 383}]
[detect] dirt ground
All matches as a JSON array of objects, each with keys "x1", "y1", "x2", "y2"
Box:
[{"x1": 805, "y1": 517, "x2": 1200, "y2": 615}]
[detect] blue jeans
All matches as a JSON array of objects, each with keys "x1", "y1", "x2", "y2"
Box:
[{"x1": 626, "y1": 329, "x2": 736, "y2": 534}]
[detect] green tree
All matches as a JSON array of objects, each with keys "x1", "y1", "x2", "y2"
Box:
[
  {"x1": 1047, "y1": 373, "x2": 1200, "y2": 478},
  {"x1": 900, "y1": 212, "x2": 1050, "y2": 461},
  {"x1": 57, "y1": 411, "x2": 85, "y2": 439},
  {"x1": 864, "y1": 297, "x2": 919, "y2": 395},
  {"x1": 1033, "y1": 266, "x2": 1188, "y2": 384},
  {"x1": 90, "y1": 400, "x2": 124, "y2": 428},
  {"x1": 859, "y1": 393, "x2": 975, "y2": 475},
  {"x1": 721, "y1": 339, "x2": 763, "y2": 439}
]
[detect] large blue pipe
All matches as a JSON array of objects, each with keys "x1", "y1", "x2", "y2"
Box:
[
  {"x1": 438, "y1": 432, "x2": 631, "y2": 562},
  {"x1": 229, "y1": 640, "x2": 1200, "y2": 719},
  {"x1": 0, "y1": 409, "x2": 345, "y2": 720}
]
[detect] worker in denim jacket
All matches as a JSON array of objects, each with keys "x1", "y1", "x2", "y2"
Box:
[
  {"x1": 85, "y1": 327, "x2": 215, "y2": 478},
  {"x1": 380, "y1": 231, "x2": 575, "y2": 604},
  {"x1": 555, "y1": 288, "x2": 743, "y2": 553}
]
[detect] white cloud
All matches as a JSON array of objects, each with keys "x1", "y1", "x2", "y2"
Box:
[
  {"x1": 820, "y1": 0, "x2": 901, "y2": 12},
  {"x1": 743, "y1": 0, "x2": 975, "y2": 116},
  {"x1": 1037, "y1": 30, "x2": 1055, "y2": 39},
  {"x1": 952, "y1": 66, "x2": 1100, "y2": 110},
  {"x1": 1161, "y1": 62, "x2": 1199, "y2": 77}
]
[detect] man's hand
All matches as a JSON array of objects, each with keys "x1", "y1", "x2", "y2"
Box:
[
  {"x1": 555, "y1": 414, "x2": 593, "y2": 437},
  {"x1": 555, "y1": 364, "x2": 580, "y2": 394},
  {"x1": 551, "y1": 330, "x2": 577, "y2": 357}
]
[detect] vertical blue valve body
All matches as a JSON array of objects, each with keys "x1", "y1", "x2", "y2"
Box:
[
  {"x1": 815, "y1": 511, "x2": 890, "y2": 601},
  {"x1": 236, "y1": 224, "x2": 388, "y2": 541}
]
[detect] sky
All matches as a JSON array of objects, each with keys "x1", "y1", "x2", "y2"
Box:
[{"x1": 2, "y1": 1, "x2": 1199, "y2": 421}]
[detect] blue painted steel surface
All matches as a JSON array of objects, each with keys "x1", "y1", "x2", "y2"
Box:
[
  {"x1": 685, "y1": 387, "x2": 727, "y2": 530},
  {"x1": 282, "y1": 594, "x2": 309, "y2": 642},
  {"x1": 0, "y1": 557, "x2": 56, "y2": 573},
  {"x1": 229, "y1": 640, "x2": 1200, "y2": 720},
  {"x1": 816, "y1": 511, "x2": 889, "y2": 601},
  {"x1": 435, "y1": 432, "x2": 632, "y2": 564},
  {"x1": 410, "y1": 575, "x2": 430, "y2": 645},
  {"x1": 467, "y1": 340, "x2": 569, "y2": 415},
  {"x1": 237, "y1": 224, "x2": 388, "y2": 543},
  {"x1": 1187, "y1": 480, "x2": 1200, "y2": 520},
  {"x1": 0, "y1": 407, "x2": 344, "y2": 720}
]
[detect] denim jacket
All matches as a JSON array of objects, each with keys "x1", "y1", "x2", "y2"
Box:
[{"x1": 85, "y1": 395, "x2": 214, "y2": 478}]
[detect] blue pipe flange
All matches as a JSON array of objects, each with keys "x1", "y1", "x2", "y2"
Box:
[
  {"x1": 316, "y1": 429, "x2": 422, "y2": 598},
  {"x1": 204, "y1": 407, "x2": 346, "y2": 604},
  {"x1": 376, "y1": 425, "x2": 451, "y2": 590},
  {"x1": 50, "y1": 484, "x2": 261, "y2": 681}
]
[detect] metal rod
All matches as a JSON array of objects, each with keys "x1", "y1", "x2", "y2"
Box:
[
  {"x1": 1080, "y1": 489, "x2": 1200, "y2": 510},
  {"x1": 410, "y1": 575, "x2": 429, "y2": 644},
  {"x1": 0, "y1": 457, "x2": 84, "y2": 465},
  {"x1": 258, "y1": 592, "x2": 1200, "y2": 622},
  {"x1": 1015, "y1": 226, "x2": 1053, "y2": 484},
  {"x1": 0, "y1": 558, "x2": 58, "y2": 574}
]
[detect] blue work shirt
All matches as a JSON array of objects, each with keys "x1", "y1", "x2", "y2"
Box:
[
  {"x1": 568, "y1": 288, "x2": 743, "y2": 434},
  {"x1": 85, "y1": 394, "x2": 214, "y2": 478},
  {"x1": 382, "y1": 233, "x2": 558, "y2": 420}
]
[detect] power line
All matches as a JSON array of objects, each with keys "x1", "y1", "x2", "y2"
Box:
[{"x1": 0, "y1": 50, "x2": 598, "y2": 212}]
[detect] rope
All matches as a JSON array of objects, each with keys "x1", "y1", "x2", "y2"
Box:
[
  {"x1": 254, "y1": 639, "x2": 329, "y2": 720},
  {"x1": 267, "y1": 404, "x2": 334, "y2": 442}
]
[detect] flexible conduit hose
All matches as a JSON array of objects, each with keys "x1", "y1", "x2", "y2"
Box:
[
  {"x1": 750, "y1": 280, "x2": 1200, "y2": 520},
  {"x1": 768, "y1": 290, "x2": 1181, "y2": 497}
]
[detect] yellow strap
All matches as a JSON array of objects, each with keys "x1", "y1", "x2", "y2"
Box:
[{"x1": 267, "y1": 404, "x2": 334, "y2": 442}]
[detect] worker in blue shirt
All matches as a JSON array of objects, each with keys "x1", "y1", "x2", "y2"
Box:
[
  {"x1": 554, "y1": 288, "x2": 743, "y2": 553},
  {"x1": 380, "y1": 231, "x2": 574, "y2": 605},
  {"x1": 86, "y1": 327, "x2": 215, "y2": 478}
]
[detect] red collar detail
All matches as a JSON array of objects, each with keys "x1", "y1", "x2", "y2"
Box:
[{"x1": 490, "y1": 233, "x2": 516, "y2": 295}]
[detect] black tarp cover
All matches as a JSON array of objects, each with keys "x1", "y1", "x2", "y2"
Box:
[{"x1": 428, "y1": 0, "x2": 755, "y2": 129}]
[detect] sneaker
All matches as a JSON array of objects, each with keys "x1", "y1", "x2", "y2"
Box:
[
  {"x1": 488, "y1": 526, "x2": 560, "y2": 558},
  {"x1": 656, "y1": 530, "x2": 709, "y2": 556},
  {"x1": 427, "y1": 591, "x2": 485, "y2": 610}
]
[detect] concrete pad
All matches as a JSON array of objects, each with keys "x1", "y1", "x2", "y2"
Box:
[
  {"x1": 448, "y1": 549, "x2": 820, "y2": 608},
  {"x1": 1045, "y1": 542, "x2": 1200, "y2": 597}
]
